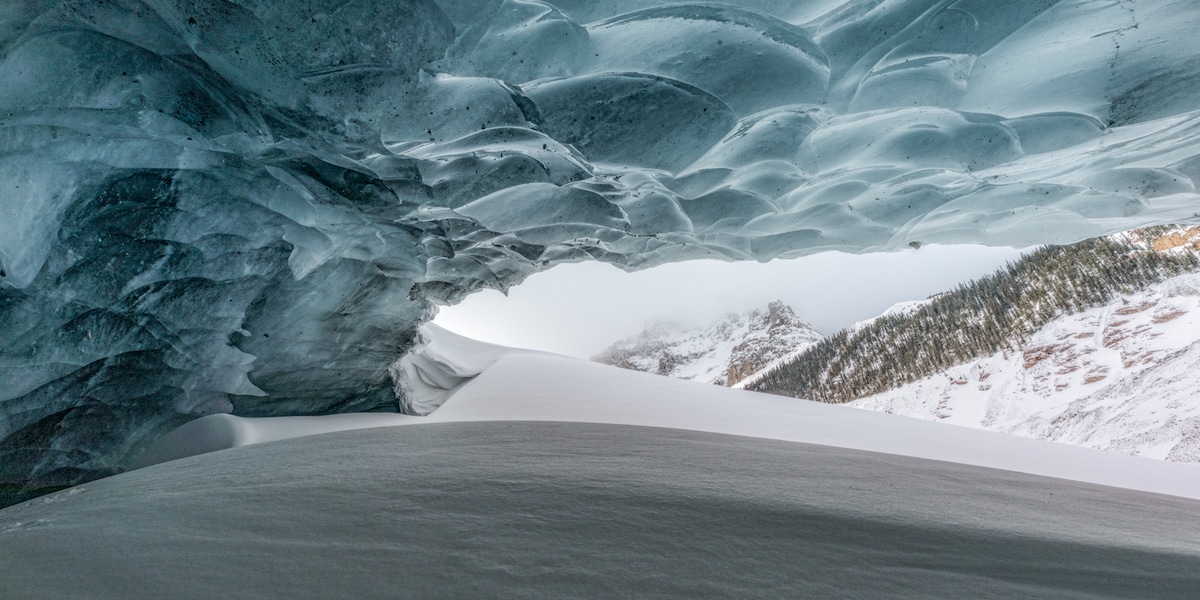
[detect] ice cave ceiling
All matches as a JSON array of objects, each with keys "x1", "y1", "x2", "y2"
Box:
[{"x1": 3, "y1": 0, "x2": 1200, "y2": 493}]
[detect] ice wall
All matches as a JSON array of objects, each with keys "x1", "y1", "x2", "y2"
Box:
[{"x1": 3, "y1": 0, "x2": 1200, "y2": 495}]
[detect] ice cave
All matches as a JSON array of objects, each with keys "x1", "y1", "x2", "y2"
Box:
[{"x1": 4, "y1": 0, "x2": 1200, "y2": 596}]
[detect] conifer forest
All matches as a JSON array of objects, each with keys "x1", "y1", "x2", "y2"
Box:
[{"x1": 749, "y1": 228, "x2": 1200, "y2": 403}]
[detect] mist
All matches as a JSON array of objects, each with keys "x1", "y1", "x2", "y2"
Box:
[{"x1": 434, "y1": 244, "x2": 1029, "y2": 358}]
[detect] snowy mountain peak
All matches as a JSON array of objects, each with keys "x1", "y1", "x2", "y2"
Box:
[{"x1": 593, "y1": 301, "x2": 823, "y2": 386}]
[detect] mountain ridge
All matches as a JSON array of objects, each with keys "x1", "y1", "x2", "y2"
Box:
[
  {"x1": 592, "y1": 300, "x2": 824, "y2": 386},
  {"x1": 598, "y1": 226, "x2": 1200, "y2": 461},
  {"x1": 847, "y1": 271, "x2": 1200, "y2": 461},
  {"x1": 751, "y1": 226, "x2": 1200, "y2": 403}
]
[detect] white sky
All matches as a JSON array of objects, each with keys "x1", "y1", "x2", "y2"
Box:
[{"x1": 433, "y1": 244, "x2": 1028, "y2": 358}]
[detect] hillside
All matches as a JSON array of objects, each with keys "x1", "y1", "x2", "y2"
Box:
[
  {"x1": 848, "y1": 271, "x2": 1200, "y2": 460},
  {"x1": 738, "y1": 226, "x2": 1200, "y2": 460},
  {"x1": 750, "y1": 227, "x2": 1200, "y2": 403}
]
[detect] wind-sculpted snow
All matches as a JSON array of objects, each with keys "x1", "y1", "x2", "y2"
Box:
[{"x1": 4, "y1": 0, "x2": 1200, "y2": 497}]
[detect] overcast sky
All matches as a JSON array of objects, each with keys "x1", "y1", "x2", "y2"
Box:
[{"x1": 433, "y1": 244, "x2": 1029, "y2": 358}]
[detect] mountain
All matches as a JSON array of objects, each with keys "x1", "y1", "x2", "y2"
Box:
[
  {"x1": 847, "y1": 271, "x2": 1200, "y2": 461},
  {"x1": 596, "y1": 227, "x2": 1200, "y2": 462},
  {"x1": 753, "y1": 227, "x2": 1200, "y2": 401},
  {"x1": 592, "y1": 301, "x2": 823, "y2": 386},
  {"x1": 751, "y1": 226, "x2": 1200, "y2": 461}
]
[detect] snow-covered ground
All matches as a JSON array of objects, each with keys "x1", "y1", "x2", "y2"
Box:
[
  {"x1": 5, "y1": 325, "x2": 1200, "y2": 598},
  {"x1": 850, "y1": 272, "x2": 1200, "y2": 461},
  {"x1": 135, "y1": 324, "x2": 1200, "y2": 498},
  {"x1": 7, "y1": 421, "x2": 1200, "y2": 599}
]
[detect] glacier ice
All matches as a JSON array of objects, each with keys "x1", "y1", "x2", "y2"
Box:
[{"x1": 4, "y1": 0, "x2": 1200, "y2": 497}]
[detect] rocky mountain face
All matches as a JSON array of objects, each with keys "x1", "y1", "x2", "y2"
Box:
[
  {"x1": 760, "y1": 226, "x2": 1200, "y2": 462},
  {"x1": 593, "y1": 301, "x2": 823, "y2": 386},
  {"x1": 848, "y1": 270, "x2": 1200, "y2": 462}
]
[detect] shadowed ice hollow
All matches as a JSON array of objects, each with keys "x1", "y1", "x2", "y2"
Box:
[{"x1": 3, "y1": 0, "x2": 1200, "y2": 495}]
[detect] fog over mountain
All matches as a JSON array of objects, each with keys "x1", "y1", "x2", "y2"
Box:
[{"x1": 594, "y1": 300, "x2": 824, "y2": 386}]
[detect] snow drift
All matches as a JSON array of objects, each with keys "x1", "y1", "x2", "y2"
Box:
[
  {"x1": 143, "y1": 324, "x2": 1200, "y2": 500},
  {"x1": 7, "y1": 327, "x2": 1200, "y2": 598}
]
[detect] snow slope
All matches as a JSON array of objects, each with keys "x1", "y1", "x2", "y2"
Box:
[
  {"x1": 6, "y1": 325, "x2": 1200, "y2": 598},
  {"x1": 8, "y1": 422, "x2": 1200, "y2": 599},
  {"x1": 137, "y1": 324, "x2": 1200, "y2": 500},
  {"x1": 850, "y1": 272, "x2": 1200, "y2": 461}
]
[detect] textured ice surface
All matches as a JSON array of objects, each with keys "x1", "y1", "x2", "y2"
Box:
[{"x1": 4, "y1": 0, "x2": 1200, "y2": 494}]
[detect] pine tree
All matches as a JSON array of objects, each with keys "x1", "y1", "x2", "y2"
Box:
[{"x1": 750, "y1": 226, "x2": 1200, "y2": 403}]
